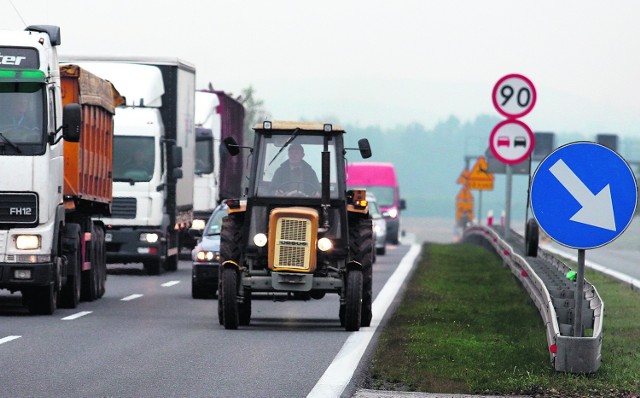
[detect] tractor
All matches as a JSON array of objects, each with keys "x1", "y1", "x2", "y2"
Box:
[{"x1": 220, "y1": 121, "x2": 373, "y2": 331}]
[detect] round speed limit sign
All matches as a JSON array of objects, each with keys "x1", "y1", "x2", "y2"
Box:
[{"x1": 492, "y1": 74, "x2": 536, "y2": 118}]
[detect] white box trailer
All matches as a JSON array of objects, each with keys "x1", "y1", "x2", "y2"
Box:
[{"x1": 60, "y1": 56, "x2": 196, "y2": 274}]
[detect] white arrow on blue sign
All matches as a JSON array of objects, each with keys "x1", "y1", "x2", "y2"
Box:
[{"x1": 531, "y1": 141, "x2": 638, "y2": 249}]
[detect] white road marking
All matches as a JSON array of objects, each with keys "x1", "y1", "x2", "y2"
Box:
[
  {"x1": 0, "y1": 335, "x2": 21, "y2": 345},
  {"x1": 121, "y1": 294, "x2": 144, "y2": 301},
  {"x1": 161, "y1": 280, "x2": 180, "y2": 287},
  {"x1": 61, "y1": 311, "x2": 92, "y2": 320},
  {"x1": 307, "y1": 243, "x2": 422, "y2": 398}
]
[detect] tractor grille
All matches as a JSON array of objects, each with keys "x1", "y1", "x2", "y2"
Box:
[
  {"x1": 274, "y1": 217, "x2": 311, "y2": 270},
  {"x1": 111, "y1": 197, "x2": 137, "y2": 219}
]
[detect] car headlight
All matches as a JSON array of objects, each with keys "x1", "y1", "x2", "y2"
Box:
[
  {"x1": 317, "y1": 237, "x2": 333, "y2": 252},
  {"x1": 15, "y1": 235, "x2": 40, "y2": 250},
  {"x1": 253, "y1": 233, "x2": 267, "y2": 247},
  {"x1": 192, "y1": 219, "x2": 206, "y2": 230},
  {"x1": 196, "y1": 250, "x2": 220, "y2": 262},
  {"x1": 385, "y1": 208, "x2": 398, "y2": 218},
  {"x1": 139, "y1": 233, "x2": 159, "y2": 243}
]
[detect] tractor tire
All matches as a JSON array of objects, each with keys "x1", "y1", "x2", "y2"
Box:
[
  {"x1": 344, "y1": 269, "x2": 363, "y2": 332},
  {"x1": 217, "y1": 269, "x2": 224, "y2": 325},
  {"x1": 350, "y1": 218, "x2": 373, "y2": 327},
  {"x1": 222, "y1": 267, "x2": 239, "y2": 330},
  {"x1": 239, "y1": 289, "x2": 252, "y2": 326},
  {"x1": 59, "y1": 224, "x2": 81, "y2": 309}
]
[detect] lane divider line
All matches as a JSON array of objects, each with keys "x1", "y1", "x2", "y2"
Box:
[
  {"x1": 121, "y1": 294, "x2": 144, "y2": 301},
  {"x1": 61, "y1": 311, "x2": 92, "y2": 321},
  {"x1": 161, "y1": 281, "x2": 180, "y2": 287},
  {"x1": 0, "y1": 335, "x2": 21, "y2": 345},
  {"x1": 307, "y1": 243, "x2": 422, "y2": 398}
]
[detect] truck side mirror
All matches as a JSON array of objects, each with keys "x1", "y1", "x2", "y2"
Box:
[
  {"x1": 358, "y1": 139, "x2": 372, "y2": 159},
  {"x1": 224, "y1": 136, "x2": 240, "y2": 156},
  {"x1": 399, "y1": 199, "x2": 406, "y2": 210},
  {"x1": 172, "y1": 167, "x2": 183, "y2": 180},
  {"x1": 172, "y1": 146, "x2": 183, "y2": 168},
  {"x1": 62, "y1": 103, "x2": 82, "y2": 142}
]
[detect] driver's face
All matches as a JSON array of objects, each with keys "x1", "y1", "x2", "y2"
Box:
[{"x1": 288, "y1": 148, "x2": 304, "y2": 165}]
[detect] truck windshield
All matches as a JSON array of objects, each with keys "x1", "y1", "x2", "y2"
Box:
[
  {"x1": 195, "y1": 137, "x2": 214, "y2": 174},
  {"x1": 113, "y1": 136, "x2": 155, "y2": 182},
  {"x1": 0, "y1": 84, "x2": 45, "y2": 150},
  {"x1": 256, "y1": 134, "x2": 338, "y2": 199}
]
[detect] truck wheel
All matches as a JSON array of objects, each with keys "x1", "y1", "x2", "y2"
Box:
[
  {"x1": 239, "y1": 289, "x2": 252, "y2": 326},
  {"x1": 222, "y1": 267, "x2": 239, "y2": 329},
  {"x1": 26, "y1": 284, "x2": 57, "y2": 315},
  {"x1": 81, "y1": 232, "x2": 98, "y2": 302},
  {"x1": 60, "y1": 225, "x2": 81, "y2": 309},
  {"x1": 144, "y1": 258, "x2": 163, "y2": 275},
  {"x1": 350, "y1": 219, "x2": 373, "y2": 327},
  {"x1": 525, "y1": 218, "x2": 539, "y2": 257},
  {"x1": 344, "y1": 269, "x2": 363, "y2": 331},
  {"x1": 96, "y1": 225, "x2": 107, "y2": 298}
]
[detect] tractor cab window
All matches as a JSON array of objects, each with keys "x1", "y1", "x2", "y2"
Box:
[{"x1": 256, "y1": 134, "x2": 338, "y2": 199}]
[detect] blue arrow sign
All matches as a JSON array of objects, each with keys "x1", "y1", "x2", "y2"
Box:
[{"x1": 531, "y1": 142, "x2": 637, "y2": 249}]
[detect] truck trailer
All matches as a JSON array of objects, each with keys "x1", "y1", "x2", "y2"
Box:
[
  {"x1": 187, "y1": 89, "x2": 245, "y2": 245},
  {"x1": 0, "y1": 26, "x2": 121, "y2": 314},
  {"x1": 60, "y1": 56, "x2": 196, "y2": 274}
]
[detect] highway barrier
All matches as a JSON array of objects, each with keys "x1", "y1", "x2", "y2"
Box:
[{"x1": 463, "y1": 224, "x2": 603, "y2": 373}]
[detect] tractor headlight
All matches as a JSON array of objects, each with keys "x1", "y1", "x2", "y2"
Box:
[
  {"x1": 15, "y1": 235, "x2": 40, "y2": 250},
  {"x1": 317, "y1": 238, "x2": 333, "y2": 252},
  {"x1": 253, "y1": 233, "x2": 268, "y2": 247},
  {"x1": 140, "y1": 233, "x2": 159, "y2": 243}
]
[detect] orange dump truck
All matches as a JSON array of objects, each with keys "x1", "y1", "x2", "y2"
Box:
[
  {"x1": 0, "y1": 24, "x2": 122, "y2": 316},
  {"x1": 57, "y1": 64, "x2": 123, "y2": 307}
]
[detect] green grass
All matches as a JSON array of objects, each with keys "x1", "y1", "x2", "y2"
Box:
[{"x1": 366, "y1": 243, "x2": 640, "y2": 397}]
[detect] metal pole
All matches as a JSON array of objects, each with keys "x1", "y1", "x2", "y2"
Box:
[
  {"x1": 505, "y1": 164, "x2": 512, "y2": 239},
  {"x1": 574, "y1": 249, "x2": 586, "y2": 337},
  {"x1": 478, "y1": 191, "x2": 483, "y2": 226}
]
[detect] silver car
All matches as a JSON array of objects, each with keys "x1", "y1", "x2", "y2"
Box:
[{"x1": 368, "y1": 193, "x2": 387, "y2": 257}]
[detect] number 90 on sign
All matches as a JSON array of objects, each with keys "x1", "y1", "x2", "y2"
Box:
[{"x1": 492, "y1": 74, "x2": 536, "y2": 119}]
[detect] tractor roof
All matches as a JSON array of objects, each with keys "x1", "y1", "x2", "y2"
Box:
[{"x1": 253, "y1": 120, "x2": 345, "y2": 133}]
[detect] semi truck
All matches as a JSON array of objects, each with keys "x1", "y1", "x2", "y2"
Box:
[
  {"x1": 186, "y1": 89, "x2": 245, "y2": 248},
  {"x1": 60, "y1": 56, "x2": 196, "y2": 274},
  {"x1": 0, "y1": 26, "x2": 121, "y2": 314}
]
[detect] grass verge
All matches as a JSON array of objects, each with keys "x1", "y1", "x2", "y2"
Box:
[{"x1": 366, "y1": 243, "x2": 640, "y2": 397}]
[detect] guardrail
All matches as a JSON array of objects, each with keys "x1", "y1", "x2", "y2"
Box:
[{"x1": 463, "y1": 224, "x2": 603, "y2": 373}]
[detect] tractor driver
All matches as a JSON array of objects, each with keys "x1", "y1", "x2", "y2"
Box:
[{"x1": 271, "y1": 143, "x2": 320, "y2": 197}]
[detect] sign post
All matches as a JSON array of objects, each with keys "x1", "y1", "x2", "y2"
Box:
[
  {"x1": 491, "y1": 74, "x2": 536, "y2": 239},
  {"x1": 531, "y1": 142, "x2": 638, "y2": 336}
]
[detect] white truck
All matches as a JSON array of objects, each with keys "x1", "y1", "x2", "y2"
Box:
[
  {"x1": 60, "y1": 56, "x2": 196, "y2": 274},
  {"x1": 0, "y1": 26, "x2": 119, "y2": 313},
  {"x1": 187, "y1": 89, "x2": 245, "y2": 240}
]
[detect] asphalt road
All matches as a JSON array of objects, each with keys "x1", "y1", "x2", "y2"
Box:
[{"x1": 0, "y1": 243, "x2": 412, "y2": 397}]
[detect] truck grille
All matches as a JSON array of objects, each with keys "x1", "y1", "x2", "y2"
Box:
[
  {"x1": 274, "y1": 217, "x2": 311, "y2": 270},
  {"x1": 111, "y1": 197, "x2": 137, "y2": 219},
  {"x1": 0, "y1": 193, "x2": 38, "y2": 224}
]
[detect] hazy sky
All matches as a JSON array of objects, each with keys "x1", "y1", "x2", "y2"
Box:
[{"x1": 2, "y1": 1, "x2": 640, "y2": 137}]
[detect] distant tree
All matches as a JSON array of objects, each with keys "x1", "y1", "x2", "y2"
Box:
[{"x1": 239, "y1": 86, "x2": 270, "y2": 148}]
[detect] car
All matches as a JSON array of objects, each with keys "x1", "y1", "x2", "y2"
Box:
[
  {"x1": 497, "y1": 136, "x2": 510, "y2": 147},
  {"x1": 189, "y1": 202, "x2": 228, "y2": 299},
  {"x1": 367, "y1": 193, "x2": 387, "y2": 257},
  {"x1": 513, "y1": 136, "x2": 527, "y2": 147}
]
